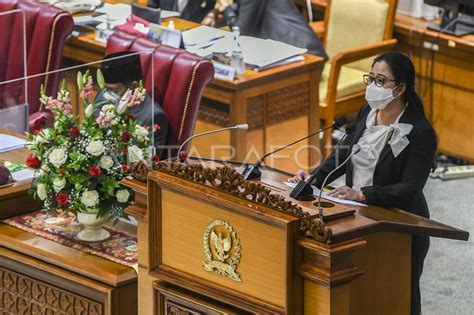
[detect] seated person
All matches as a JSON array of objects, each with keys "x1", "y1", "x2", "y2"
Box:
[
  {"x1": 148, "y1": 0, "x2": 215, "y2": 23},
  {"x1": 94, "y1": 52, "x2": 168, "y2": 158},
  {"x1": 208, "y1": 0, "x2": 328, "y2": 60}
]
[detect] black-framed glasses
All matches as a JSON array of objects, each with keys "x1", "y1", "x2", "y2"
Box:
[{"x1": 363, "y1": 74, "x2": 397, "y2": 87}]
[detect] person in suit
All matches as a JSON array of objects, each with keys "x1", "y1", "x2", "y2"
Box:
[
  {"x1": 290, "y1": 52, "x2": 436, "y2": 315},
  {"x1": 94, "y1": 52, "x2": 168, "y2": 158},
  {"x1": 209, "y1": 0, "x2": 328, "y2": 60},
  {"x1": 147, "y1": 0, "x2": 216, "y2": 23}
]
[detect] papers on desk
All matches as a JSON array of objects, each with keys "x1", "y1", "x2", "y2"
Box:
[
  {"x1": 284, "y1": 182, "x2": 367, "y2": 207},
  {"x1": 161, "y1": 10, "x2": 180, "y2": 19},
  {"x1": 183, "y1": 26, "x2": 307, "y2": 71},
  {"x1": 96, "y1": 3, "x2": 131, "y2": 21},
  {"x1": 0, "y1": 134, "x2": 28, "y2": 153}
]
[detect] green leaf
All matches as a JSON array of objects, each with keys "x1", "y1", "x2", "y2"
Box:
[
  {"x1": 77, "y1": 71, "x2": 84, "y2": 90},
  {"x1": 96, "y1": 69, "x2": 105, "y2": 89}
]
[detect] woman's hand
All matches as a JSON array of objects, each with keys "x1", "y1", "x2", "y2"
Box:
[
  {"x1": 327, "y1": 185, "x2": 366, "y2": 202},
  {"x1": 288, "y1": 170, "x2": 309, "y2": 183}
]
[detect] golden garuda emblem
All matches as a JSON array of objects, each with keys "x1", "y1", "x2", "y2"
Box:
[{"x1": 202, "y1": 219, "x2": 241, "y2": 282}]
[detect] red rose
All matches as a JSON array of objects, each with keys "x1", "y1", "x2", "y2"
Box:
[
  {"x1": 152, "y1": 155, "x2": 160, "y2": 163},
  {"x1": 70, "y1": 127, "x2": 80, "y2": 138},
  {"x1": 153, "y1": 124, "x2": 161, "y2": 131},
  {"x1": 33, "y1": 129, "x2": 42, "y2": 135},
  {"x1": 121, "y1": 131, "x2": 131, "y2": 142},
  {"x1": 122, "y1": 164, "x2": 129, "y2": 172},
  {"x1": 60, "y1": 168, "x2": 65, "y2": 174},
  {"x1": 56, "y1": 193, "x2": 69, "y2": 207},
  {"x1": 178, "y1": 151, "x2": 188, "y2": 162},
  {"x1": 26, "y1": 154, "x2": 41, "y2": 169},
  {"x1": 89, "y1": 165, "x2": 101, "y2": 177}
]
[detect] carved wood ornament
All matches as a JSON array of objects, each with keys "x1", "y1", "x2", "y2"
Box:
[{"x1": 150, "y1": 161, "x2": 332, "y2": 243}]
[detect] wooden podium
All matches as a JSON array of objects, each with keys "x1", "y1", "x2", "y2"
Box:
[{"x1": 126, "y1": 160, "x2": 468, "y2": 315}]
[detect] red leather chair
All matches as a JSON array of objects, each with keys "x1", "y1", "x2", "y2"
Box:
[
  {"x1": 0, "y1": 0, "x2": 73, "y2": 131},
  {"x1": 106, "y1": 31, "x2": 214, "y2": 157}
]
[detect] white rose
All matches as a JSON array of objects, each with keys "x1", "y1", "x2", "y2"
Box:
[
  {"x1": 53, "y1": 177, "x2": 66, "y2": 193},
  {"x1": 128, "y1": 145, "x2": 144, "y2": 163},
  {"x1": 134, "y1": 125, "x2": 149, "y2": 139},
  {"x1": 99, "y1": 155, "x2": 114, "y2": 170},
  {"x1": 34, "y1": 129, "x2": 50, "y2": 144},
  {"x1": 116, "y1": 189, "x2": 130, "y2": 203},
  {"x1": 85, "y1": 104, "x2": 94, "y2": 117},
  {"x1": 81, "y1": 190, "x2": 99, "y2": 208},
  {"x1": 117, "y1": 89, "x2": 132, "y2": 114},
  {"x1": 86, "y1": 140, "x2": 104, "y2": 156},
  {"x1": 48, "y1": 148, "x2": 67, "y2": 168},
  {"x1": 37, "y1": 183, "x2": 47, "y2": 200}
]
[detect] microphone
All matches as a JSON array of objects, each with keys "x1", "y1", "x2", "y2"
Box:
[
  {"x1": 290, "y1": 122, "x2": 356, "y2": 201},
  {"x1": 241, "y1": 117, "x2": 348, "y2": 180},
  {"x1": 177, "y1": 124, "x2": 249, "y2": 161},
  {"x1": 316, "y1": 144, "x2": 361, "y2": 221}
]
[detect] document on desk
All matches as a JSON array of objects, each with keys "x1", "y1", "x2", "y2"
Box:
[
  {"x1": 0, "y1": 134, "x2": 28, "y2": 153},
  {"x1": 283, "y1": 182, "x2": 367, "y2": 207},
  {"x1": 183, "y1": 26, "x2": 307, "y2": 69},
  {"x1": 95, "y1": 3, "x2": 131, "y2": 21}
]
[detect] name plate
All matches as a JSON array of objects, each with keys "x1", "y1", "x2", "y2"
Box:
[{"x1": 148, "y1": 23, "x2": 182, "y2": 48}]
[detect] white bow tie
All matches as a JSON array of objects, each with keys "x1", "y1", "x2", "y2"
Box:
[{"x1": 388, "y1": 123, "x2": 413, "y2": 157}]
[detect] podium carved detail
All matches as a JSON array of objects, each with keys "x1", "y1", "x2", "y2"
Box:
[
  {"x1": 154, "y1": 161, "x2": 332, "y2": 243},
  {"x1": 202, "y1": 219, "x2": 241, "y2": 281}
]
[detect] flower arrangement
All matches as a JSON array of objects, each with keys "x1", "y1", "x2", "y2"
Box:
[{"x1": 26, "y1": 70, "x2": 150, "y2": 222}]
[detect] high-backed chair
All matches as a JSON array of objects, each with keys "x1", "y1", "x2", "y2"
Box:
[
  {"x1": 106, "y1": 31, "x2": 214, "y2": 157},
  {"x1": 0, "y1": 0, "x2": 73, "y2": 131},
  {"x1": 310, "y1": 0, "x2": 398, "y2": 156}
]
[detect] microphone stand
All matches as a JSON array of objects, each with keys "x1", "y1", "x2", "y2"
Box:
[
  {"x1": 242, "y1": 117, "x2": 348, "y2": 180},
  {"x1": 316, "y1": 145, "x2": 361, "y2": 221},
  {"x1": 176, "y1": 124, "x2": 249, "y2": 161},
  {"x1": 290, "y1": 123, "x2": 356, "y2": 200}
]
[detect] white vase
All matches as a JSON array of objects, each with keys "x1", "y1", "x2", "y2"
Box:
[{"x1": 76, "y1": 211, "x2": 110, "y2": 242}]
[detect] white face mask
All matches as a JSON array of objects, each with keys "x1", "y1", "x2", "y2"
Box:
[{"x1": 365, "y1": 82, "x2": 398, "y2": 110}]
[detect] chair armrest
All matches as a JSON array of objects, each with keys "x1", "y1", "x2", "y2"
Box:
[
  {"x1": 325, "y1": 39, "x2": 398, "y2": 107},
  {"x1": 310, "y1": 21, "x2": 325, "y2": 40}
]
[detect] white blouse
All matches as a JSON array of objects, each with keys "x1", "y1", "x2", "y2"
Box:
[{"x1": 351, "y1": 108, "x2": 413, "y2": 190}]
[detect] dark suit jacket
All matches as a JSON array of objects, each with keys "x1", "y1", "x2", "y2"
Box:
[
  {"x1": 148, "y1": 0, "x2": 215, "y2": 23},
  {"x1": 312, "y1": 104, "x2": 437, "y2": 218},
  {"x1": 94, "y1": 90, "x2": 168, "y2": 158},
  {"x1": 223, "y1": 0, "x2": 328, "y2": 60}
]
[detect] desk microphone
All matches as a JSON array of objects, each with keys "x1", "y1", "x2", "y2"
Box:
[
  {"x1": 241, "y1": 117, "x2": 348, "y2": 180},
  {"x1": 316, "y1": 144, "x2": 361, "y2": 221},
  {"x1": 177, "y1": 124, "x2": 249, "y2": 161},
  {"x1": 290, "y1": 122, "x2": 356, "y2": 201}
]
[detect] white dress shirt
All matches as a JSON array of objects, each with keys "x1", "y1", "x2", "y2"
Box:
[{"x1": 351, "y1": 108, "x2": 413, "y2": 190}]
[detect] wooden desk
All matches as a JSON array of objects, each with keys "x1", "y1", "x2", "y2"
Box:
[
  {"x1": 0, "y1": 221, "x2": 137, "y2": 315},
  {"x1": 124, "y1": 160, "x2": 468, "y2": 314},
  {"x1": 0, "y1": 129, "x2": 138, "y2": 314},
  {"x1": 0, "y1": 129, "x2": 41, "y2": 219},
  {"x1": 63, "y1": 18, "x2": 324, "y2": 168}
]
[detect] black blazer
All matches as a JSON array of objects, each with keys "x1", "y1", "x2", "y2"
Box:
[{"x1": 313, "y1": 104, "x2": 437, "y2": 218}]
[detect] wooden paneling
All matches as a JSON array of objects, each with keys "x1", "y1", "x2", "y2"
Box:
[
  {"x1": 350, "y1": 232, "x2": 411, "y2": 315},
  {"x1": 160, "y1": 190, "x2": 287, "y2": 308}
]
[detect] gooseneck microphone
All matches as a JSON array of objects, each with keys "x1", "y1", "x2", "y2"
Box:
[
  {"x1": 290, "y1": 122, "x2": 356, "y2": 200},
  {"x1": 316, "y1": 144, "x2": 361, "y2": 221},
  {"x1": 177, "y1": 124, "x2": 249, "y2": 160},
  {"x1": 242, "y1": 117, "x2": 348, "y2": 180}
]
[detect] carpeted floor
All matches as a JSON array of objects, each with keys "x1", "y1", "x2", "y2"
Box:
[{"x1": 421, "y1": 176, "x2": 474, "y2": 314}]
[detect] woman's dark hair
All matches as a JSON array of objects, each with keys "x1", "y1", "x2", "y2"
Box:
[{"x1": 372, "y1": 52, "x2": 426, "y2": 117}]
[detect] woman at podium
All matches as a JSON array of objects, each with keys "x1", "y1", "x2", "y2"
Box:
[{"x1": 291, "y1": 52, "x2": 437, "y2": 315}]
